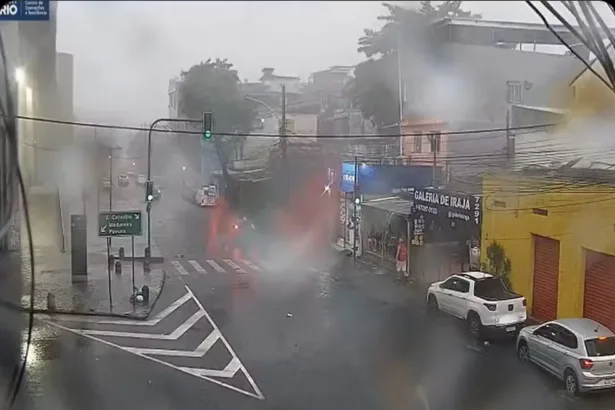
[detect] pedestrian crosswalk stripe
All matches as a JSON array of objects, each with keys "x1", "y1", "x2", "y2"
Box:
[
  {"x1": 206, "y1": 260, "x2": 226, "y2": 273},
  {"x1": 241, "y1": 259, "x2": 260, "y2": 271},
  {"x1": 171, "y1": 260, "x2": 190, "y2": 276},
  {"x1": 224, "y1": 259, "x2": 247, "y2": 273},
  {"x1": 188, "y1": 260, "x2": 207, "y2": 274}
]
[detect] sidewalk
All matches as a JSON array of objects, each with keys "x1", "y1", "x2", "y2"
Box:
[
  {"x1": 330, "y1": 241, "x2": 427, "y2": 300},
  {"x1": 20, "y1": 184, "x2": 166, "y2": 318},
  {"x1": 21, "y1": 242, "x2": 166, "y2": 318}
]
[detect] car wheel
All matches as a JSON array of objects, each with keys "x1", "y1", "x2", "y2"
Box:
[
  {"x1": 517, "y1": 341, "x2": 530, "y2": 362},
  {"x1": 564, "y1": 369, "x2": 579, "y2": 397},
  {"x1": 467, "y1": 313, "x2": 482, "y2": 340},
  {"x1": 427, "y1": 295, "x2": 438, "y2": 313}
]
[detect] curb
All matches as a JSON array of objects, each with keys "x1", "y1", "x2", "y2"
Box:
[
  {"x1": 25, "y1": 269, "x2": 168, "y2": 321},
  {"x1": 112, "y1": 256, "x2": 165, "y2": 263}
]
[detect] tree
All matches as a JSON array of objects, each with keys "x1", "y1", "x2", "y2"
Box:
[
  {"x1": 348, "y1": 1, "x2": 481, "y2": 127},
  {"x1": 178, "y1": 58, "x2": 255, "y2": 204},
  {"x1": 481, "y1": 241, "x2": 513, "y2": 290}
]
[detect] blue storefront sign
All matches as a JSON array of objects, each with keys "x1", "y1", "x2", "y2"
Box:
[{"x1": 339, "y1": 162, "x2": 436, "y2": 195}]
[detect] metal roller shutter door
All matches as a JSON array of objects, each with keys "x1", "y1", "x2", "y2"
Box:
[
  {"x1": 532, "y1": 235, "x2": 560, "y2": 321},
  {"x1": 583, "y1": 250, "x2": 615, "y2": 332}
]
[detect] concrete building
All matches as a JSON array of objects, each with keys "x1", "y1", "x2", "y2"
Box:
[
  {"x1": 510, "y1": 45, "x2": 615, "y2": 170},
  {"x1": 400, "y1": 18, "x2": 585, "y2": 175},
  {"x1": 0, "y1": 2, "x2": 67, "y2": 251},
  {"x1": 482, "y1": 170, "x2": 615, "y2": 329}
]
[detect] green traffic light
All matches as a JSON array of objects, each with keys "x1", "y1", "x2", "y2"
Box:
[{"x1": 203, "y1": 130, "x2": 212, "y2": 140}]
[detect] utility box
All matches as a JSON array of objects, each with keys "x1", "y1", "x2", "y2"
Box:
[{"x1": 70, "y1": 214, "x2": 87, "y2": 279}]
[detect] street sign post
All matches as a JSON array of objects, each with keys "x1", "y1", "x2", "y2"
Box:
[
  {"x1": 98, "y1": 210, "x2": 143, "y2": 237},
  {"x1": 98, "y1": 210, "x2": 143, "y2": 308}
]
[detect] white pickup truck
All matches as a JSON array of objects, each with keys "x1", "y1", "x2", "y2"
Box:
[{"x1": 426, "y1": 271, "x2": 527, "y2": 339}]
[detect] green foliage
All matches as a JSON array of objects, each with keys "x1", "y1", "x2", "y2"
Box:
[
  {"x1": 178, "y1": 58, "x2": 255, "y2": 203},
  {"x1": 348, "y1": 1, "x2": 481, "y2": 127},
  {"x1": 178, "y1": 58, "x2": 254, "y2": 135},
  {"x1": 481, "y1": 241, "x2": 513, "y2": 290}
]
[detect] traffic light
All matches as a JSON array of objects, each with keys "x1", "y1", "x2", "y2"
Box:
[
  {"x1": 145, "y1": 180, "x2": 153, "y2": 202},
  {"x1": 353, "y1": 186, "x2": 362, "y2": 205},
  {"x1": 203, "y1": 112, "x2": 213, "y2": 141}
]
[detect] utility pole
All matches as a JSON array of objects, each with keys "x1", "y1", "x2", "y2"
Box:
[
  {"x1": 108, "y1": 147, "x2": 113, "y2": 211},
  {"x1": 280, "y1": 85, "x2": 287, "y2": 165},
  {"x1": 397, "y1": 31, "x2": 404, "y2": 157},
  {"x1": 430, "y1": 133, "x2": 438, "y2": 188},
  {"x1": 506, "y1": 109, "x2": 513, "y2": 169},
  {"x1": 353, "y1": 155, "x2": 359, "y2": 262}
]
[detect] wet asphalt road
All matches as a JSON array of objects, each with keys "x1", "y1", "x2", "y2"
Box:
[{"x1": 12, "y1": 190, "x2": 615, "y2": 410}]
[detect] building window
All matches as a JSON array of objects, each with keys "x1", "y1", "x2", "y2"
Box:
[
  {"x1": 413, "y1": 132, "x2": 422, "y2": 153},
  {"x1": 506, "y1": 81, "x2": 523, "y2": 104},
  {"x1": 429, "y1": 132, "x2": 441, "y2": 153}
]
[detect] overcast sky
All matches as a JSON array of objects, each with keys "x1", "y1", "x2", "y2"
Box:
[{"x1": 55, "y1": 1, "x2": 615, "y2": 125}]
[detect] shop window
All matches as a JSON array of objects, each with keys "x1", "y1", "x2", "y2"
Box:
[
  {"x1": 429, "y1": 132, "x2": 441, "y2": 153},
  {"x1": 413, "y1": 133, "x2": 422, "y2": 153}
]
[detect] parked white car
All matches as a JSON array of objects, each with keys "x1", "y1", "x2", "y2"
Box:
[{"x1": 426, "y1": 271, "x2": 527, "y2": 339}]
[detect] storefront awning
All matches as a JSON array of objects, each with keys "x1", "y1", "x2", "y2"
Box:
[{"x1": 362, "y1": 196, "x2": 413, "y2": 216}]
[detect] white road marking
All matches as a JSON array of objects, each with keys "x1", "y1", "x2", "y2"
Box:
[
  {"x1": 187, "y1": 286, "x2": 264, "y2": 400},
  {"x1": 171, "y1": 260, "x2": 189, "y2": 276},
  {"x1": 188, "y1": 260, "x2": 208, "y2": 274},
  {"x1": 223, "y1": 259, "x2": 247, "y2": 273},
  {"x1": 46, "y1": 285, "x2": 265, "y2": 400},
  {"x1": 180, "y1": 356, "x2": 241, "y2": 378},
  {"x1": 206, "y1": 260, "x2": 226, "y2": 273},
  {"x1": 49, "y1": 322, "x2": 264, "y2": 400},
  {"x1": 82, "y1": 310, "x2": 205, "y2": 340},
  {"x1": 125, "y1": 328, "x2": 220, "y2": 357},
  {"x1": 39, "y1": 291, "x2": 191, "y2": 326},
  {"x1": 241, "y1": 259, "x2": 261, "y2": 271}
]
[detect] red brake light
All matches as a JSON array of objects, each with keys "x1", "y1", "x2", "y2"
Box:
[
  {"x1": 522, "y1": 299, "x2": 527, "y2": 307},
  {"x1": 579, "y1": 359, "x2": 594, "y2": 370},
  {"x1": 484, "y1": 303, "x2": 497, "y2": 311}
]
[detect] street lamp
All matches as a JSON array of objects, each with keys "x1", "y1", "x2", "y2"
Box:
[{"x1": 244, "y1": 95, "x2": 282, "y2": 122}]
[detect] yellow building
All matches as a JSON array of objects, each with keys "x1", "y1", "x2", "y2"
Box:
[{"x1": 481, "y1": 171, "x2": 615, "y2": 330}]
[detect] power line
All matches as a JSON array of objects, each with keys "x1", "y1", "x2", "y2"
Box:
[{"x1": 13, "y1": 114, "x2": 557, "y2": 139}]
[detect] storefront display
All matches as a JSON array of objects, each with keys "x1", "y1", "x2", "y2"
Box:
[{"x1": 408, "y1": 187, "x2": 482, "y2": 283}]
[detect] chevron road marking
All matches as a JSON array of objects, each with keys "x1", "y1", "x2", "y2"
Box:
[
  {"x1": 82, "y1": 310, "x2": 205, "y2": 339},
  {"x1": 223, "y1": 259, "x2": 247, "y2": 274},
  {"x1": 181, "y1": 356, "x2": 241, "y2": 378},
  {"x1": 125, "y1": 328, "x2": 220, "y2": 356},
  {"x1": 45, "y1": 286, "x2": 264, "y2": 400},
  {"x1": 38, "y1": 291, "x2": 192, "y2": 325}
]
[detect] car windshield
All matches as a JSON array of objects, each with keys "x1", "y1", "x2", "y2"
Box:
[
  {"x1": 585, "y1": 337, "x2": 615, "y2": 357},
  {"x1": 474, "y1": 277, "x2": 509, "y2": 299}
]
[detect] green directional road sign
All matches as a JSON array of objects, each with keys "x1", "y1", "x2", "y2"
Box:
[{"x1": 98, "y1": 210, "x2": 143, "y2": 237}]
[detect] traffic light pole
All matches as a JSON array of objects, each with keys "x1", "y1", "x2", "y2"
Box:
[
  {"x1": 353, "y1": 155, "x2": 359, "y2": 262},
  {"x1": 146, "y1": 118, "x2": 201, "y2": 258}
]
